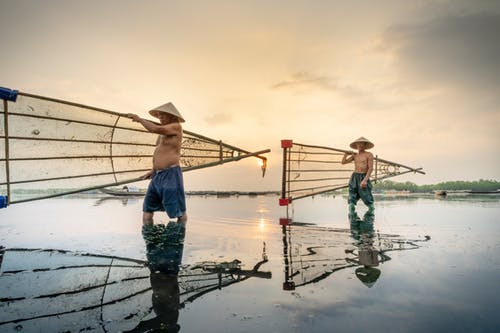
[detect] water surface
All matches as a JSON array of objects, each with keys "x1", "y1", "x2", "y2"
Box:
[{"x1": 1, "y1": 194, "x2": 499, "y2": 332}]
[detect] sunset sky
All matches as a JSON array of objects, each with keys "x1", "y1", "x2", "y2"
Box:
[{"x1": 1, "y1": 0, "x2": 499, "y2": 190}]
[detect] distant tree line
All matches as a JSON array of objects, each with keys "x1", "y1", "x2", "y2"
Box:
[{"x1": 373, "y1": 179, "x2": 500, "y2": 192}]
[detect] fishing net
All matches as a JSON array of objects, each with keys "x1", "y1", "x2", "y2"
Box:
[
  {"x1": 4, "y1": 95, "x2": 150, "y2": 184},
  {"x1": 280, "y1": 140, "x2": 424, "y2": 202},
  {"x1": 0, "y1": 91, "x2": 268, "y2": 204}
]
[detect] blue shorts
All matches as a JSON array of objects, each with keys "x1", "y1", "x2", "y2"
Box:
[
  {"x1": 348, "y1": 172, "x2": 374, "y2": 206},
  {"x1": 143, "y1": 166, "x2": 186, "y2": 218}
]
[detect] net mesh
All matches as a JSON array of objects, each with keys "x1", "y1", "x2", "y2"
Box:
[
  {"x1": 0, "y1": 93, "x2": 266, "y2": 204},
  {"x1": 282, "y1": 141, "x2": 421, "y2": 201}
]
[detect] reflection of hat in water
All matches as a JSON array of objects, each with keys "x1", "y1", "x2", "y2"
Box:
[
  {"x1": 149, "y1": 102, "x2": 185, "y2": 123},
  {"x1": 355, "y1": 267, "x2": 381, "y2": 287},
  {"x1": 350, "y1": 137, "x2": 374, "y2": 149}
]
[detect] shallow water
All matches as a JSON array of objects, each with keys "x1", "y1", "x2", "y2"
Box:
[{"x1": 1, "y1": 194, "x2": 499, "y2": 332}]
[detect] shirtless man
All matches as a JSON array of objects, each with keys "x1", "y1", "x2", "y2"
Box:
[
  {"x1": 342, "y1": 137, "x2": 375, "y2": 215},
  {"x1": 127, "y1": 102, "x2": 187, "y2": 225}
]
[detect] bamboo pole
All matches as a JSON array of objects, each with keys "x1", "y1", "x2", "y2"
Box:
[{"x1": 3, "y1": 100, "x2": 11, "y2": 204}]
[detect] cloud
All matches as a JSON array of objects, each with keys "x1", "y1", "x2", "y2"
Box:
[
  {"x1": 375, "y1": 12, "x2": 500, "y2": 92},
  {"x1": 203, "y1": 112, "x2": 233, "y2": 125},
  {"x1": 270, "y1": 72, "x2": 401, "y2": 112},
  {"x1": 270, "y1": 72, "x2": 372, "y2": 101},
  {"x1": 271, "y1": 72, "x2": 337, "y2": 93}
]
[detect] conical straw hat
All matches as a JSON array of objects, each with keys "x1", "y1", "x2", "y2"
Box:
[
  {"x1": 355, "y1": 267, "x2": 381, "y2": 288},
  {"x1": 350, "y1": 137, "x2": 374, "y2": 149},
  {"x1": 149, "y1": 102, "x2": 185, "y2": 123}
]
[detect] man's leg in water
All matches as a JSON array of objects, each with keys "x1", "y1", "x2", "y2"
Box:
[
  {"x1": 360, "y1": 180, "x2": 375, "y2": 215},
  {"x1": 348, "y1": 174, "x2": 360, "y2": 213}
]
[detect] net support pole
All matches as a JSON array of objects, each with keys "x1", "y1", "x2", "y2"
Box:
[
  {"x1": 281, "y1": 145, "x2": 286, "y2": 198},
  {"x1": 279, "y1": 140, "x2": 293, "y2": 206},
  {"x1": 109, "y1": 115, "x2": 121, "y2": 184},
  {"x1": 218, "y1": 140, "x2": 223, "y2": 163},
  {"x1": 374, "y1": 155, "x2": 378, "y2": 184},
  {"x1": 2, "y1": 99, "x2": 10, "y2": 208}
]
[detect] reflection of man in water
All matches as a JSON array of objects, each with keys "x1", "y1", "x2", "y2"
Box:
[
  {"x1": 127, "y1": 103, "x2": 187, "y2": 225},
  {"x1": 142, "y1": 222, "x2": 186, "y2": 274},
  {"x1": 126, "y1": 222, "x2": 185, "y2": 332},
  {"x1": 347, "y1": 212, "x2": 381, "y2": 287},
  {"x1": 126, "y1": 273, "x2": 181, "y2": 333}
]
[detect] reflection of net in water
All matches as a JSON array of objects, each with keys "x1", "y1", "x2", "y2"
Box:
[
  {"x1": 0, "y1": 247, "x2": 270, "y2": 332},
  {"x1": 1, "y1": 91, "x2": 268, "y2": 205},
  {"x1": 281, "y1": 222, "x2": 430, "y2": 290},
  {"x1": 0, "y1": 248, "x2": 151, "y2": 332},
  {"x1": 280, "y1": 140, "x2": 424, "y2": 203}
]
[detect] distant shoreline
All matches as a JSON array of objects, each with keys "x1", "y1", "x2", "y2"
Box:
[
  {"x1": 9, "y1": 189, "x2": 500, "y2": 197},
  {"x1": 186, "y1": 190, "x2": 280, "y2": 197}
]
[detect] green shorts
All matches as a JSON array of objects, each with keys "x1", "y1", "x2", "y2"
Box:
[{"x1": 348, "y1": 172, "x2": 374, "y2": 206}]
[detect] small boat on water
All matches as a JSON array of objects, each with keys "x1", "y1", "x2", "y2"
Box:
[
  {"x1": 99, "y1": 185, "x2": 145, "y2": 197},
  {"x1": 434, "y1": 190, "x2": 447, "y2": 196}
]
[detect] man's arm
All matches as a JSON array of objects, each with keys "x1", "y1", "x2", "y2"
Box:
[
  {"x1": 127, "y1": 114, "x2": 181, "y2": 136},
  {"x1": 141, "y1": 169, "x2": 154, "y2": 180},
  {"x1": 342, "y1": 151, "x2": 355, "y2": 164}
]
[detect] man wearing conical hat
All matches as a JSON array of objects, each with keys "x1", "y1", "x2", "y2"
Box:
[
  {"x1": 341, "y1": 137, "x2": 375, "y2": 215},
  {"x1": 127, "y1": 103, "x2": 187, "y2": 225}
]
